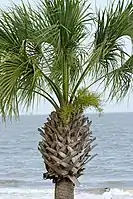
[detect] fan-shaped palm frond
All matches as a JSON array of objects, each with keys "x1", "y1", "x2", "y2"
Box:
[
  {"x1": 70, "y1": 0, "x2": 133, "y2": 102},
  {"x1": 31, "y1": 0, "x2": 93, "y2": 103}
]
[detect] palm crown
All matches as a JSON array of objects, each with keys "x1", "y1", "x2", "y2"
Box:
[{"x1": 0, "y1": 0, "x2": 133, "y2": 119}]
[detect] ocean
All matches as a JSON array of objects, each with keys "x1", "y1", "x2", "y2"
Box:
[{"x1": 0, "y1": 113, "x2": 133, "y2": 199}]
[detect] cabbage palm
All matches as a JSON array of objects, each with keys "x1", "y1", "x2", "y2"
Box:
[{"x1": 0, "y1": 0, "x2": 133, "y2": 199}]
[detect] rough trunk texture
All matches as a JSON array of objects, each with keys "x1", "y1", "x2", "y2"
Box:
[
  {"x1": 55, "y1": 179, "x2": 74, "y2": 199},
  {"x1": 38, "y1": 111, "x2": 96, "y2": 198}
]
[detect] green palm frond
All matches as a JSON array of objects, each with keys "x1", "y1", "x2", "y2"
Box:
[
  {"x1": 37, "y1": 0, "x2": 90, "y2": 48},
  {"x1": 92, "y1": 0, "x2": 132, "y2": 75},
  {"x1": 0, "y1": 2, "x2": 34, "y2": 53},
  {"x1": 0, "y1": 1, "x2": 65, "y2": 119},
  {"x1": 0, "y1": 51, "x2": 42, "y2": 118},
  {"x1": 32, "y1": 0, "x2": 93, "y2": 102},
  {"x1": 91, "y1": 0, "x2": 133, "y2": 101},
  {"x1": 60, "y1": 89, "x2": 102, "y2": 124},
  {"x1": 103, "y1": 55, "x2": 133, "y2": 101},
  {"x1": 70, "y1": 0, "x2": 133, "y2": 102},
  {"x1": 74, "y1": 89, "x2": 103, "y2": 112}
]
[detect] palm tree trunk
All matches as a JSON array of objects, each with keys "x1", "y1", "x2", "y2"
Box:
[
  {"x1": 55, "y1": 179, "x2": 74, "y2": 199},
  {"x1": 38, "y1": 111, "x2": 96, "y2": 199}
]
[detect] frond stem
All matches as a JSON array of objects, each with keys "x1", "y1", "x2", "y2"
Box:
[
  {"x1": 36, "y1": 85, "x2": 59, "y2": 107},
  {"x1": 19, "y1": 87, "x2": 59, "y2": 110},
  {"x1": 40, "y1": 72, "x2": 64, "y2": 106},
  {"x1": 34, "y1": 90, "x2": 59, "y2": 110},
  {"x1": 63, "y1": 54, "x2": 69, "y2": 103}
]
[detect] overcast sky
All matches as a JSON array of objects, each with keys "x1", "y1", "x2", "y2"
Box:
[{"x1": 0, "y1": 0, "x2": 133, "y2": 114}]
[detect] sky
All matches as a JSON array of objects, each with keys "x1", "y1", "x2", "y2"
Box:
[{"x1": 0, "y1": 0, "x2": 133, "y2": 114}]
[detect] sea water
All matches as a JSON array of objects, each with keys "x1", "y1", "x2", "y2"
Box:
[
  {"x1": 0, "y1": 187, "x2": 133, "y2": 199},
  {"x1": 0, "y1": 113, "x2": 133, "y2": 198}
]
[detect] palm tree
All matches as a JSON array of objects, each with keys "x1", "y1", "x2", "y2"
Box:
[{"x1": 0, "y1": 0, "x2": 133, "y2": 198}]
